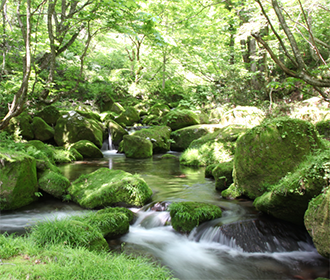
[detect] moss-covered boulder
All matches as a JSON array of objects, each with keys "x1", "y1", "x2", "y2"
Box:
[
  {"x1": 169, "y1": 202, "x2": 222, "y2": 233},
  {"x1": 315, "y1": 119, "x2": 330, "y2": 141},
  {"x1": 54, "y1": 111, "x2": 103, "y2": 148},
  {"x1": 73, "y1": 207, "x2": 134, "y2": 239},
  {"x1": 5, "y1": 111, "x2": 34, "y2": 140},
  {"x1": 304, "y1": 187, "x2": 330, "y2": 258},
  {"x1": 68, "y1": 168, "x2": 152, "y2": 208},
  {"x1": 162, "y1": 109, "x2": 200, "y2": 131},
  {"x1": 149, "y1": 103, "x2": 170, "y2": 117},
  {"x1": 38, "y1": 170, "x2": 71, "y2": 199},
  {"x1": 0, "y1": 149, "x2": 38, "y2": 210},
  {"x1": 107, "y1": 119, "x2": 128, "y2": 146},
  {"x1": 52, "y1": 147, "x2": 83, "y2": 163},
  {"x1": 25, "y1": 140, "x2": 56, "y2": 164},
  {"x1": 234, "y1": 117, "x2": 324, "y2": 199},
  {"x1": 213, "y1": 160, "x2": 234, "y2": 191},
  {"x1": 253, "y1": 150, "x2": 330, "y2": 225},
  {"x1": 142, "y1": 114, "x2": 161, "y2": 126},
  {"x1": 35, "y1": 105, "x2": 60, "y2": 126},
  {"x1": 171, "y1": 124, "x2": 222, "y2": 151},
  {"x1": 115, "y1": 107, "x2": 140, "y2": 127},
  {"x1": 180, "y1": 124, "x2": 248, "y2": 166},
  {"x1": 111, "y1": 102, "x2": 125, "y2": 114},
  {"x1": 69, "y1": 140, "x2": 103, "y2": 159},
  {"x1": 132, "y1": 126, "x2": 171, "y2": 153},
  {"x1": 121, "y1": 135, "x2": 153, "y2": 158},
  {"x1": 32, "y1": 117, "x2": 55, "y2": 141},
  {"x1": 29, "y1": 218, "x2": 108, "y2": 252}
]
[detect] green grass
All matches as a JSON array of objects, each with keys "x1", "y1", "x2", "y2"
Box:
[{"x1": 0, "y1": 234, "x2": 175, "y2": 280}]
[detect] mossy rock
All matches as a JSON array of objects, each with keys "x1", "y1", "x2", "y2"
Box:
[
  {"x1": 122, "y1": 135, "x2": 153, "y2": 159},
  {"x1": 24, "y1": 140, "x2": 56, "y2": 164},
  {"x1": 169, "y1": 201, "x2": 222, "y2": 233},
  {"x1": 142, "y1": 114, "x2": 161, "y2": 126},
  {"x1": 38, "y1": 170, "x2": 71, "y2": 199},
  {"x1": 29, "y1": 218, "x2": 108, "y2": 252},
  {"x1": 205, "y1": 164, "x2": 217, "y2": 178},
  {"x1": 304, "y1": 187, "x2": 330, "y2": 258},
  {"x1": 170, "y1": 124, "x2": 222, "y2": 151},
  {"x1": 253, "y1": 150, "x2": 330, "y2": 225},
  {"x1": 35, "y1": 105, "x2": 60, "y2": 126},
  {"x1": 0, "y1": 149, "x2": 38, "y2": 210},
  {"x1": 32, "y1": 117, "x2": 55, "y2": 141},
  {"x1": 115, "y1": 107, "x2": 140, "y2": 127},
  {"x1": 107, "y1": 119, "x2": 128, "y2": 145},
  {"x1": 132, "y1": 126, "x2": 171, "y2": 153},
  {"x1": 160, "y1": 154, "x2": 178, "y2": 160},
  {"x1": 5, "y1": 111, "x2": 34, "y2": 140},
  {"x1": 162, "y1": 109, "x2": 200, "y2": 131},
  {"x1": 315, "y1": 119, "x2": 330, "y2": 140},
  {"x1": 180, "y1": 124, "x2": 247, "y2": 166},
  {"x1": 213, "y1": 160, "x2": 234, "y2": 192},
  {"x1": 54, "y1": 111, "x2": 103, "y2": 148},
  {"x1": 69, "y1": 140, "x2": 103, "y2": 159},
  {"x1": 221, "y1": 183, "x2": 243, "y2": 199},
  {"x1": 73, "y1": 207, "x2": 134, "y2": 239},
  {"x1": 234, "y1": 117, "x2": 324, "y2": 199},
  {"x1": 149, "y1": 103, "x2": 170, "y2": 117},
  {"x1": 52, "y1": 147, "x2": 83, "y2": 163},
  {"x1": 111, "y1": 102, "x2": 125, "y2": 114},
  {"x1": 68, "y1": 168, "x2": 152, "y2": 208}
]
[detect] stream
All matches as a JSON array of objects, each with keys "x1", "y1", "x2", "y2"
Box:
[{"x1": 1, "y1": 150, "x2": 329, "y2": 279}]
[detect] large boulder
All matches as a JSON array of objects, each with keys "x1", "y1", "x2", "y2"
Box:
[
  {"x1": 253, "y1": 150, "x2": 330, "y2": 225},
  {"x1": 121, "y1": 135, "x2": 153, "y2": 158},
  {"x1": 169, "y1": 201, "x2": 222, "y2": 233},
  {"x1": 132, "y1": 126, "x2": 171, "y2": 153},
  {"x1": 68, "y1": 168, "x2": 152, "y2": 208},
  {"x1": 180, "y1": 124, "x2": 247, "y2": 166},
  {"x1": 38, "y1": 170, "x2": 71, "y2": 199},
  {"x1": 162, "y1": 109, "x2": 200, "y2": 131},
  {"x1": 5, "y1": 111, "x2": 34, "y2": 140},
  {"x1": 54, "y1": 111, "x2": 103, "y2": 148},
  {"x1": 233, "y1": 117, "x2": 324, "y2": 199},
  {"x1": 31, "y1": 117, "x2": 55, "y2": 141},
  {"x1": 0, "y1": 150, "x2": 38, "y2": 210},
  {"x1": 69, "y1": 140, "x2": 103, "y2": 159},
  {"x1": 34, "y1": 105, "x2": 60, "y2": 126},
  {"x1": 171, "y1": 124, "x2": 222, "y2": 151},
  {"x1": 304, "y1": 186, "x2": 330, "y2": 258},
  {"x1": 115, "y1": 107, "x2": 140, "y2": 127}
]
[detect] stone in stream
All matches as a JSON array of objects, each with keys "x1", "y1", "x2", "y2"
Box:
[
  {"x1": 68, "y1": 168, "x2": 152, "y2": 209},
  {"x1": 0, "y1": 150, "x2": 38, "y2": 210}
]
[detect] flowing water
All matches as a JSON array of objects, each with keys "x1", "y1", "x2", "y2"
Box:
[{"x1": 1, "y1": 150, "x2": 329, "y2": 279}]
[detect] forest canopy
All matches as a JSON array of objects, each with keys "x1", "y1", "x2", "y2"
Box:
[{"x1": 0, "y1": 0, "x2": 329, "y2": 129}]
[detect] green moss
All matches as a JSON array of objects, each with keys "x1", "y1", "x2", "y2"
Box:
[
  {"x1": 38, "y1": 170, "x2": 71, "y2": 199},
  {"x1": 132, "y1": 126, "x2": 171, "y2": 153},
  {"x1": 304, "y1": 186, "x2": 330, "y2": 258},
  {"x1": 115, "y1": 106, "x2": 140, "y2": 126},
  {"x1": 5, "y1": 111, "x2": 34, "y2": 140},
  {"x1": 170, "y1": 124, "x2": 222, "y2": 151},
  {"x1": 68, "y1": 168, "x2": 152, "y2": 208},
  {"x1": 35, "y1": 105, "x2": 60, "y2": 125},
  {"x1": 213, "y1": 160, "x2": 234, "y2": 191},
  {"x1": 180, "y1": 125, "x2": 247, "y2": 167},
  {"x1": 160, "y1": 154, "x2": 178, "y2": 160},
  {"x1": 221, "y1": 183, "x2": 243, "y2": 199},
  {"x1": 253, "y1": 150, "x2": 330, "y2": 225},
  {"x1": 149, "y1": 103, "x2": 170, "y2": 117},
  {"x1": 142, "y1": 114, "x2": 161, "y2": 126},
  {"x1": 69, "y1": 140, "x2": 103, "y2": 159},
  {"x1": 0, "y1": 149, "x2": 38, "y2": 210},
  {"x1": 96, "y1": 207, "x2": 135, "y2": 223},
  {"x1": 315, "y1": 119, "x2": 330, "y2": 140},
  {"x1": 169, "y1": 201, "x2": 222, "y2": 233},
  {"x1": 234, "y1": 117, "x2": 324, "y2": 199},
  {"x1": 25, "y1": 140, "x2": 56, "y2": 164},
  {"x1": 122, "y1": 135, "x2": 153, "y2": 158},
  {"x1": 162, "y1": 109, "x2": 200, "y2": 131},
  {"x1": 32, "y1": 117, "x2": 55, "y2": 141},
  {"x1": 205, "y1": 164, "x2": 217, "y2": 178}
]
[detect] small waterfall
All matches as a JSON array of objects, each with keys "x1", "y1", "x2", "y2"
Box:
[{"x1": 101, "y1": 128, "x2": 115, "y2": 151}]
